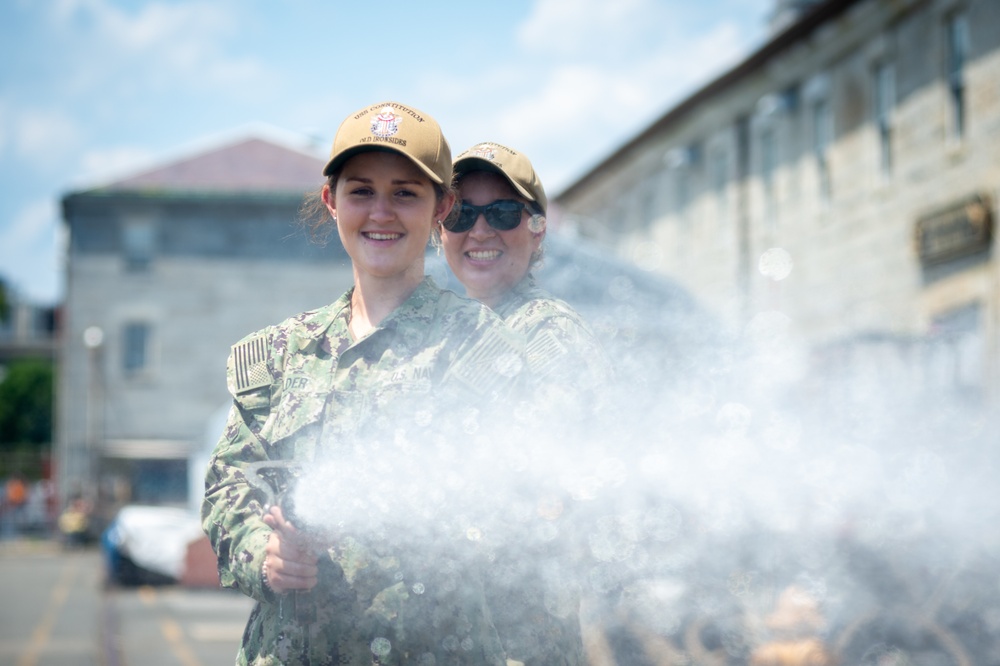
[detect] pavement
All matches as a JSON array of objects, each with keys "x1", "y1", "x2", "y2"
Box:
[{"x1": 0, "y1": 536, "x2": 254, "y2": 666}]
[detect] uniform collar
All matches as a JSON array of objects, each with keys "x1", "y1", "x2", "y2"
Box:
[
  {"x1": 492, "y1": 273, "x2": 539, "y2": 318},
  {"x1": 297, "y1": 276, "x2": 443, "y2": 343}
]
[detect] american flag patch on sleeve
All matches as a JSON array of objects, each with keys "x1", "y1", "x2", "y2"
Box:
[
  {"x1": 446, "y1": 328, "x2": 524, "y2": 398},
  {"x1": 233, "y1": 335, "x2": 271, "y2": 394}
]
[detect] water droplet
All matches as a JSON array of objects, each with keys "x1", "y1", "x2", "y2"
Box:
[
  {"x1": 745, "y1": 310, "x2": 792, "y2": 344},
  {"x1": 608, "y1": 275, "x2": 636, "y2": 301},
  {"x1": 466, "y1": 526, "x2": 482, "y2": 541},
  {"x1": 494, "y1": 352, "x2": 524, "y2": 377},
  {"x1": 370, "y1": 637, "x2": 392, "y2": 658},
  {"x1": 758, "y1": 247, "x2": 793, "y2": 280},
  {"x1": 716, "y1": 402, "x2": 752, "y2": 435},
  {"x1": 632, "y1": 242, "x2": 664, "y2": 271},
  {"x1": 411, "y1": 582, "x2": 425, "y2": 595},
  {"x1": 762, "y1": 412, "x2": 802, "y2": 451},
  {"x1": 727, "y1": 570, "x2": 757, "y2": 597},
  {"x1": 462, "y1": 409, "x2": 480, "y2": 434},
  {"x1": 597, "y1": 457, "x2": 628, "y2": 488},
  {"x1": 536, "y1": 496, "x2": 564, "y2": 520}
]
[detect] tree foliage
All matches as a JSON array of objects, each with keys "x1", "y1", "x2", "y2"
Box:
[
  {"x1": 0, "y1": 359, "x2": 54, "y2": 448},
  {"x1": 0, "y1": 277, "x2": 9, "y2": 324}
]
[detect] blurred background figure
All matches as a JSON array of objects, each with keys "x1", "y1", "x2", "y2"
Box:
[
  {"x1": 750, "y1": 585, "x2": 834, "y2": 666},
  {"x1": 2, "y1": 474, "x2": 28, "y2": 538},
  {"x1": 57, "y1": 493, "x2": 93, "y2": 548}
]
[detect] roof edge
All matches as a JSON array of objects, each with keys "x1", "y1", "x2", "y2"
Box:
[{"x1": 554, "y1": 0, "x2": 864, "y2": 203}]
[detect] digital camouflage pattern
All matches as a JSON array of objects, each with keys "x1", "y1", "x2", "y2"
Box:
[
  {"x1": 486, "y1": 273, "x2": 614, "y2": 666},
  {"x1": 203, "y1": 277, "x2": 525, "y2": 666},
  {"x1": 493, "y1": 274, "x2": 612, "y2": 401}
]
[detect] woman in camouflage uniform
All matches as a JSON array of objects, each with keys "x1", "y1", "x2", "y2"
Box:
[
  {"x1": 438, "y1": 142, "x2": 611, "y2": 403},
  {"x1": 202, "y1": 102, "x2": 524, "y2": 666},
  {"x1": 437, "y1": 144, "x2": 614, "y2": 666}
]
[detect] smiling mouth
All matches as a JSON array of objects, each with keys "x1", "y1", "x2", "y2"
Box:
[
  {"x1": 364, "y1": 232, "x2": 402, "y2": 241},
  {"x1": 466, "y1": 250, "x2": 502, "y2": 260}
]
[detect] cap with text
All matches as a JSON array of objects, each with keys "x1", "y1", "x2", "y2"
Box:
[
  {"x1": 323, "y1": 101, "x2": 451, "y2": 185},
  {"x1": 453, "y1": 142, "x2": 547, "y2": 214}
]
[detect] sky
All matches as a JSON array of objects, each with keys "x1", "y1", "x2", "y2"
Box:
[{"x1": 0, "y1": 0, "x2": 774, "y2": 305}]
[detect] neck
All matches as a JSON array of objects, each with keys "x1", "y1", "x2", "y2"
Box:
[
  {"x1": 474, "y1": 293, "x2": 500, "y2": 309},
  {"x1": 350, "y1": 271, "x2": 424, "y2": 335}
]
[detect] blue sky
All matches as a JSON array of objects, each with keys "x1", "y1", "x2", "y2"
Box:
[{"x1": 0, "y1": 0, "x2": 772, "y2": 304}]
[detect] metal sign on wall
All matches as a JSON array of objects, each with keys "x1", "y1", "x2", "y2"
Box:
[{"x1": 915, "y1": 194, "x2": 993, "y2": 267}]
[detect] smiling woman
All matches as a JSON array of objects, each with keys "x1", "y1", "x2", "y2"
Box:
[
  {"x1": 440, "y1": 142, "x2": 613, "y2": 402},
  {"x1": 438, "y1": 143, "x2": 615, "y2": 666},
  {"x1": 201, "y1": 101, "x2": 526, "y2": 666}
]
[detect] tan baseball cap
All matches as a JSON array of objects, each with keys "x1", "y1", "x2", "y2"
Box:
[
  {"x1": 323, "y1": 101, "x2": 451, "y2": 185},
  {"x1": 453, "y1": 142, "x2": 547, "y2": 214}
]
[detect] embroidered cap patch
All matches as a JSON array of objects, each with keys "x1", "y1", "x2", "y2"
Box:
[{"x1": 370, "y1": 107, "x2": 401, "y2": 138}]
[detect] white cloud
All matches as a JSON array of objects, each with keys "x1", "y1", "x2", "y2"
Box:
[
  {"x1": 14, "y1": 107, "x2": 82, "y2": 163},
  {"x1": 75, "y1": 145, "x2": 157, "y2": 187},
  {"x1": 50, "y1": 0, "x2": 270, "y2": 90},
  {"x1": 2, "y1": 199, "x2": 57, "y2": 248},
  {"x1": 477, "y1": 3, "x2": 768, "y2": 191},
  {"x1": 519, "y1": 0, "x2": 666, "y2": 57}
]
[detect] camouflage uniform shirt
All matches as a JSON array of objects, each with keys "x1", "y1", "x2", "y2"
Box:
[
  {"x1": 485, "y1": 274, "x2": 613, "y2": 666},
  {"x1": 202, "y1": 277, "x2": 524, "y2": 666},
  {"x1": 493, "y1": 273, "x2": 612, "y2": 398}
]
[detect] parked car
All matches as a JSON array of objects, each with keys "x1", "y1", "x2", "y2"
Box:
[{"x1": 101, "y1": 505, "x2": 204, "y2": 586}]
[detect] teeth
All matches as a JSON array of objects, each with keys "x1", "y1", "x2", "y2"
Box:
[
  {"x1": 467, "y1": 250, "x2": 501, "y2": 260},
  {"x1": 366, "y1": 232, "x2": 401, "y2": 241}
]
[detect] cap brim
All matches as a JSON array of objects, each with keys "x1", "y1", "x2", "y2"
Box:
[
  {"x1": 324, "y1": 144, "x2": 445, "y2": 184},
  {"x1": 453, "y1": 157, "x2": 538, "y2": 205}
]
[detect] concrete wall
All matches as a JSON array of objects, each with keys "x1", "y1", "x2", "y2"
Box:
[
  {"x1": 57, "y1": 194, "x2": 354, "y2": 506},
  {"x1": 556, "y1": 0, "x2": 999, "y2": 402}
]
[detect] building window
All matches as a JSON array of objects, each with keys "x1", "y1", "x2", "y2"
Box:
[
  {"x1": 665, "y1": 143, "x2": 701, "y2": 230},
  {"x1": 122, "y1": 219, "x2": 156, "y2": 272},
  {"x1": 760, "y1": 127, "x2": 777, "y2": 229},
  {"x1": 710, "y1": 147, "x2": 728, "y2": 226},
  {"x1": 811, "y1": 98, "x2": 832, "y2": 202},
  {"x1": 123, "y1": 322, "x2": 151, "y2": 375},
  {"x1": 946, "y1": 12, "x2": 969, "y2": 140},
  {"x1": 639, "y1": 180, "x2": 656, "y2": 227},
  {"x1": 874, "y1": 62, "x2": 895, "y2": 177},
  {"x1": 929, "y1": 303, "x2": 981, "y2": 396}
]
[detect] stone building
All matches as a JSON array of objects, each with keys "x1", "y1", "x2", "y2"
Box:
[
  {"x1": 554, "y1": 0, "x2": 999, "y2": 408},
  {"x1": 58, "y1": 135, "x2": 351, "y2": 521}
]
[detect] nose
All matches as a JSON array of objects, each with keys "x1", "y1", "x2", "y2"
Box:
[
  {"x1": 370, "y1": 193, "x2": 394, "y2": 221},
  {"x1": 468, "y1": 213, "x2": 496, "y2": 239}
]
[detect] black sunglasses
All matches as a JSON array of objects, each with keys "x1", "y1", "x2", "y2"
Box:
[{"x1": 444, "y1": 199, "x2": 529, "y2": 233}]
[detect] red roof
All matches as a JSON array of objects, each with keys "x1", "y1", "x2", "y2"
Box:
[{"x1": 104, "y1": 137, "x2": 326, "y2": 194}]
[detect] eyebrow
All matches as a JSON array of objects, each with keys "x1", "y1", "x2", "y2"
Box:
[{"x1": 344, "y1": 176, "x2": 427, "y2": 187}]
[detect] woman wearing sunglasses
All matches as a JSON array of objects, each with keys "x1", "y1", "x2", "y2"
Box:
[
  {"x1": 203, "y1": 104, "x2": 525, "y2": 666},
  {"x1": 438, "y1": 143, "x2": 613, "y2": 666},
  {"x1": 439, "y1": 142, "x2": 612, "y2": 397}
]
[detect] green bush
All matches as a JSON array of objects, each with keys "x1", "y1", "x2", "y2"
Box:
[{"x1": 0, "y1": 359, "x2": 54, "y2": 448}]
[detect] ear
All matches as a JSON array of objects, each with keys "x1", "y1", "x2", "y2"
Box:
[
  {"x1": 435, "y1": 190, "x2": 457, "y2": 223},
  {"x1": 321, "y1": 184, "x2": 337, "y2": 219},
  {"x1": 530, "y1": 218, "x2": 546, "y2": 252}
]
